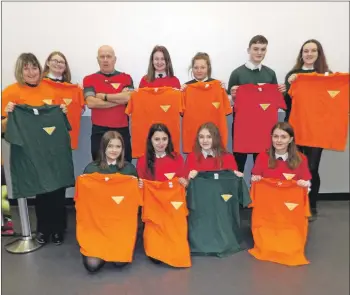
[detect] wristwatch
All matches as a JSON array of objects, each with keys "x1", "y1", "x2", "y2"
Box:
[{"x1": 104, "y1": 94, "x2": 108, "y2": 101}]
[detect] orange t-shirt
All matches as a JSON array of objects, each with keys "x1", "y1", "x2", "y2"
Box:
[
  {"x1": 289, "y1": 72, "x2": 350, "y2": 151},
  {"x1": 142, "y1": 178, "x2": 191, "y2": 268},
  {"x1": 248, "y1": 178, "x2": 310, "y2": 266},
  {"x1": 74, "y1": 173, "x2": 142, "y2": 262},
  {"x1": 182, "y1": 80, "x2": 232, "y2": 153},
  {"x1": 42, "y1": 79, "x2": 85, "y2": 149},
  {"x1": 125, "y1": 87, "x2": 183, "y2": 158},
  {"x1": 1, "y1": 82, "x2": 56, "y2": 117}
]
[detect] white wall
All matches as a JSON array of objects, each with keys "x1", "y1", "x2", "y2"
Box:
[{"x1": 1, "y1": 2, "x2": 349, "y2": 193}]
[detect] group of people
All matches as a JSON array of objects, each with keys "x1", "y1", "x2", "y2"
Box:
[{"x1": 1, "y1": 34, "x2": 337, "y2": 272}]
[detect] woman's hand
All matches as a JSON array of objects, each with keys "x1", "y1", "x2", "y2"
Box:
[
  {"x1": 234, "y1": 170, "x2": 244, "y2": 177},
  {"x1": 138, "y1": 179, "x2": 144, "y2": 189},
  {"x1": 278, "y1": 83, "x2": 286, "y2": 93},
  {"x1": 60, "y1": 104, "x2": 68, "y2": 114},
  {"x1": 288, "y1": 74, "x2": 297, "y2": 84},
  {"x1": 297, "y1": 179, "x2": 311, "y2": 188},
  {"x1": 188, "y1": 170, "x2": 198, "y2": 179},
  {"x1": 5, "y1": 102, "x2": 16, "y2": 113},
  {"x1": 251, "y1": 175, "x2": 262, "y2": 182},
  {"x1": 178, "y1": 177, "x2": 188, "y2": 188}
]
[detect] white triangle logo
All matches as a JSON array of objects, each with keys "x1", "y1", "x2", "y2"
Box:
[
  {"x1": 160, "y1": 105, "x2": 171, "y2": 112},
  {"x1": 63, "y1": 98, "x2": 72, "y2": 105},
  {"x1": 260, "y1": 104, "x2": 270, "y2": 111},
  {"x1": 43, "y1": 126, "x2": 56, "y2": 135},
  {"x1": 43, "y1": 99, "x2": 53, "y2": 105},
  {"x1": 164, "y1": 173, "x2": 175, "y2": 180},
  {"x1": 212, "y1": 102, "x2": 220, "y2": 109},
  {"x1": 111, "y1": 83, "x2": 120, "y2": 89},
  {"x1": 285, "y1": 202, "x2": 299, "y2": 211},
  {"x1": 112, "y1": 196, "x2": 124, "y2": 204},
  {"x1": 221, "y1": 194, "x2": 232, "y2": 202},
  {"x1": 328, "y1": 90, "x2": 340, "y2": 98},
  {"x1": 171, "y1": 201, "x2": 183, "y2": 210},
  {"x1": 283, "y1": 173, "x2": 295, "y2": 180}
]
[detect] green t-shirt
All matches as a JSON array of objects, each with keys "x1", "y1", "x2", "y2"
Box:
[
  {"x1": 83, "y1": 161, "x2": 138, "y2": 176},
  {"x1": 186, "y1": 170, "x2": 251, "y2": 257},
  {"x1": 5, "y1": 105, "x2": 75, "y2": 198}
]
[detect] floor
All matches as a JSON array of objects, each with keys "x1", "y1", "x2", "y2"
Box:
[{"x1": 1, "y1": 201, "x2": 349, "y2": 295}]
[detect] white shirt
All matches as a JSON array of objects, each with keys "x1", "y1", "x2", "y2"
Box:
[
  {"x1": 195, "y1": 77, "x2": 209, "y2": 82},
  {"x1": 202, "y1": 149, "x2": 214, "y2": 159},
  {"x1": 155, "y1": 152, "x2": 167, "y2": 159},
  {"x1": 302, "y1": 65, "x2": 314, "y2": 70},
  {"x1": 107, "y1": 160, "x2": 117, "y2": 166},
  {"x1": 47, "y1": 72, "x2": 63, "y2": 80},
  {"x1": 275, "y1": 152, "x2": 288, "y2": 161},
  {"x1": 245, "y1": 60, "x2": 262, "y2": 71},
  {"x1": 155, "y1": 71, "x2": 167, "y2": 78}
]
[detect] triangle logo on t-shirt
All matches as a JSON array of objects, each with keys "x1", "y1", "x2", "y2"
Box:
[
  {"x1": 260, "y1": 103, "x2": 270, "y2": 111},
  {"x1": 283, "y1": 173, "x2": 296, "y2": 180},
  {"x1": 221, "y1": 194, "x2": 232, "y2": 202},
  {"x1": 327, "y1": 90, "x2": 340, "y2": 98},
  {"x1": 111, "y1": 83, "x2": 121, "y2": 89},
  {"x1": 164, "y1": 173, "x2": 175, "y2": 180},
  {"x1": 212, "y1": 102, "x2": 220, "y2": 109},
  {"x1": 43, "y1": 99, "x2": 53, "y2": 105},
  {"x1": 160, "y1": 105, "x2": 171, "y2": 112},
  {"x1": 63, "y1": 98, "x2": 72, "y2": 105},
  {"x1": 171, "y1": 201, "x2": 183, "y2": 210},
  {"x1": 112, "y1": 196, "x2": 124, "y2": 205},
  {"x1": 285, "y1": 202, "x2": 299, "y2": 211},
  {"x1": 43, "y1": 126, "x2": 56, "y2": 135}
]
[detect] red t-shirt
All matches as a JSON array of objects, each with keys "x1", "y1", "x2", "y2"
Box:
[
  {"x1": 139, "y1": 76, "x2": 181, "y2": 89},
  {"x1": 136, "y1": 153, "x2": 185, "y2": 181},
  {"x1": 251, "y1": 152, "x2": 311, "y2": 181},
  {"x1": 233, "y1": 84, "x2": 286, "y2": 153},
  {"x1": 184, "y1": 152, "x2": 238, "y2": 177},
  {"x1": 83, "y1": 72, "x2": 133, "y2": 128}
]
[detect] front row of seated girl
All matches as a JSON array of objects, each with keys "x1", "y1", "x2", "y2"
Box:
[{"x1": 74, "y1": 121, "x2": 312, "y2": 273}]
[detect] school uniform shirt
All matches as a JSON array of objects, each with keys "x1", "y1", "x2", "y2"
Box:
[
  {"x1": 182, "y1": 80, "x2": 232, "y2": 153},
  {"x1": 233, "y1": 84, "x2": 286, "y2": 153},
  {"x1": 142, "y1": 178, "x2": 191, "y2": 267},
  {"x1": 248, "y1": 178, "x2": 310, "y2": 266},
  {"x1": 42, "y1": 78, "x2": 85, "y2": 150},
  {"x1": 139, "y1": 74, "x2": 181, "y2": 89},
  {"x1": 288, "y1": 72, "x2": 349, "y2": 151},
  {"x1": 252, "y1": 152, "x2": 312, "y2": 181},
  {"x1": 75, "y1": 173, "x2": 141, "y2": 262},
  {"x1": 83, "y1": 70, "x2": 134, "y2": 129},
  {"x1": 184, "y1": 151, "x2": 238, "y2": 177},
  {"x1": 4, "y1": 105, "x2": 74, "y2": 198},
  {"x1": 125, "y1": 87, "x2": 183, "y2": 158},
  {"x1": 83, "y1": 161, "x2": 137, "y2": 176},
  {"x1": 186, "y1": 170, "x2": 251, "y2": 257},
  {"x1": 136, "y1": 153, "x2": 185, "y2": 181}
]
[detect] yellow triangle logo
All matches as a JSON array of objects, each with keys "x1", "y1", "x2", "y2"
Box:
[
  {"x1": 285, "y1": 202, "x2": 299, "y2": 211},
  {"x1": 43, "y1": 99, "x2": 53, "y2": 105},
  {"x1": 43, "y1": 127, "x2": 56, "y2": 135},
  {"x1": 171, "y1": 201, "x2": 183, "y2": 210},
  {"x1": 328, "y1": 90, "x2": 340, "y2": 98},
  {"x1": 283, "y1": 173, "x2": 295, "y2": 180},
  {"x1": 111, "y1": 83, "x2": 120, "y2": 89},
  {"x1": 164, "y1": 173, "x2": 175, "y2": 180},
  {"x1": 260, "y1": 104, "x2": 270, "y2": 111},
  {"x1": 63, "y1": 98, "x2": 72, "y2": 105},
  {"x1": 212, "y1": 102, "x2": 220, "y2": 109},
  {"x1": 112, "y1": 196, "x2": 124, "y2": 204},
  {"x1": 221, "y1": 194, "x2": 232, "y2": 202},
  {"x1": 160, "y1": 105, "x2": 171, "y2": 112}
]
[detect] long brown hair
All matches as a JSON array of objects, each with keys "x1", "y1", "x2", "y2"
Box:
[
  {"x1": 97, "y1": 131, "x2": 125, "y2": 170},
  {"x1": 43, "y1": 51, "x2": 72, "y2": 83},
  {"x1": 292, "y1": 39, "x2": 330, "y2": 73},
  {"x1": 188, "y1": 52, "x2": 212, "y2": 78},
  {"x1": 145, "y1": 45, "x2": 175, "y2": 82},
  {"x1": 193, "y1": 122, "x2": 227, "y2": 168},
  {"x1": 268, "y1": 122, "x2": 302, "y2": 170},
  {"x1": 14, "y1": 53, "x2": 43, "y2": 85}
]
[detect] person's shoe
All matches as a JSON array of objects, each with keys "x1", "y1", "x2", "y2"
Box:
[
  {"x1": 52, "y1": 233, "x2": 64, "y2": 245},
  {"x1": 148, "y1": 257, "x2": 162, "y2": 264},
  {"x1": 308, "y1": 208, "x2": 318, "y2": 222},
  {"x1": 36, "y1": 232, "x2": 49, "y2": 244}
]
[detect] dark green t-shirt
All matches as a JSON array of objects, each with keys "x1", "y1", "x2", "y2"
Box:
[
  {"x1": 187, "y1": 170, "x2": 251, "y2": 257},
  {"x1": 5, "y1": 105, "x2": 75, "y2": 198},
  {"x1": 83, "y1": 161, "x2": 138, "y2": 176}
]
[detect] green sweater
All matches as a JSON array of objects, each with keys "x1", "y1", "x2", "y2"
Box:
[
  {"x1": 284, "y1": 68, "x2": 315, "y2": 122},
  {"x1": 83, "y1": 161, "x2": 138, "y2": 177},
  {"x1": 227, "y1": 64, "x2": 278, "y2": 94}
]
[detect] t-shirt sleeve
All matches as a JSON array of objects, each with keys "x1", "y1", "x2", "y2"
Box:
[
  {"x1": 299, "y1": 154, "x2": 312, "y2": 181},
  {"x1": 62, "y1": 112, "x2": 72, "y2": 131},
  {"x1": 136, "y1": 156, "x2": 147, "y2": 179},
  {"x1": 224, "y1": 153, "x2": 238, "y2": 171},
  {"x1": 222, "y1": 88, "x2": 233, "y2": 115},
  {"x1": 125, "y1": 93, "x2": 134, "y2": 115},
  {"x1": 251, "y1": 153, "x2": 265, "y2": 176},
  {"x1": 288, "y1": 78, "x2": 298, "y2": 97},
  {"x1": 138, "y1": 76, "x2": 146, "y2": 88},
  {"x1": 173, "y1": 77, "x2": 181, "y2": 89},
  {"x1": 238, "y1": 177, "x2": 251, "y2": 207},
  {"x1": 127, "y1": 76, "x2": 135, "y2": 90},
  {"x1": 83, "y1": 76, "x2": 96, "y2": 99},
  {"x1": 1, "y1": 85, "x2": 16, "y2": 118},
  {"x1": 4, "y1": 112, "x2": 24, "y2": 146},
  {"x1": 275, "y1": 86, "x2": 287, "y2": 110},
  {"x1": 126, "y1": 162, "x2": 138, "y2": 177}
]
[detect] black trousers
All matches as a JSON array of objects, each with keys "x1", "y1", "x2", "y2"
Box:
[
  {"x1": 91, "y1": 125, "x2": 132, "y2": 162},
  {"x1": 298, "y1": 145, "x2": 323, "y2": 210},
  {"x1": 35, "y1": 187, "x2": 66, "y2": 235}
]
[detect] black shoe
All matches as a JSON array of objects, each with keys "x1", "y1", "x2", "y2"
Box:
[
  {"x1": 113, "y1": 262, "x2": 128, "y2": 268},
  {"x1": 52, "y1": 233, "x2": 64, "y2": 245},
  {"x1": 36, "y1": 232, "x2": 49, "y2": 244},
  {"x1": 148, "y1": 257, "x2": 162, "y2": 264},
  {"x1": 308, "y1": 208, "x2": 318, "y2": 222}
]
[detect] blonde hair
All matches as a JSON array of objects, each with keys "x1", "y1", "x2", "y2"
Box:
[
  {"x1": 43, "y1": 51, "x2": 72, "y2": 83},
  {"x1": 14, "y1": 53, "x2": 42, "y2": 85}
]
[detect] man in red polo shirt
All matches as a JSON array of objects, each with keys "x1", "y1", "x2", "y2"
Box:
[{"x1": 83, "y1": 45, "x2": 134, "y2": 161}]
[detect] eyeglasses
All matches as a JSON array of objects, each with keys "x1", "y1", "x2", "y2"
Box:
[{"x1": 51, "y1": 59, "x2": 66, "y2": 65}]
